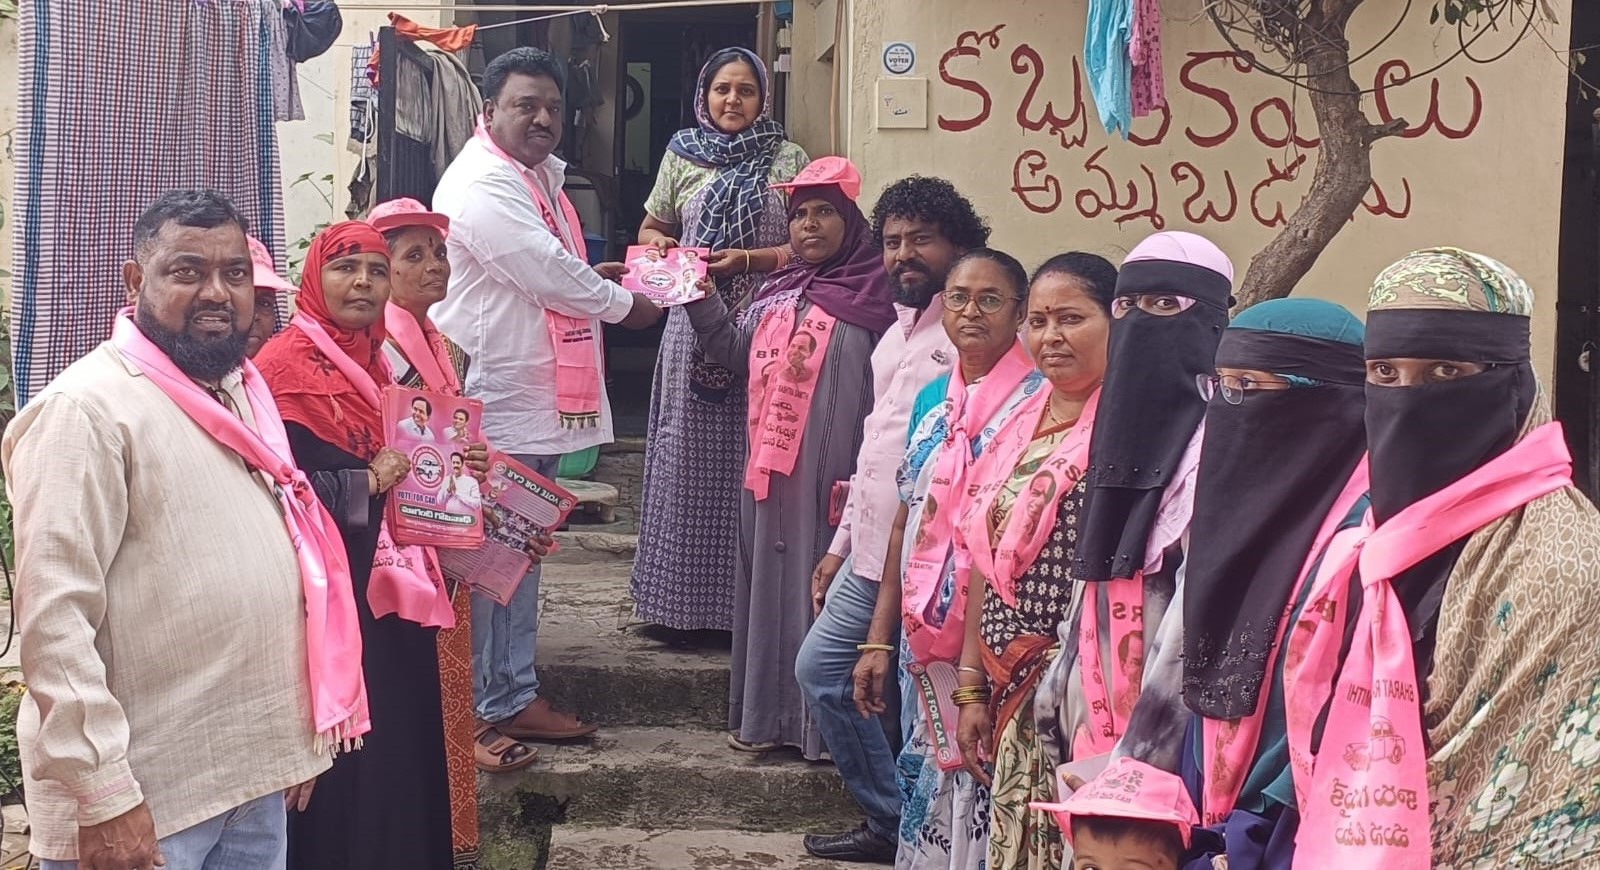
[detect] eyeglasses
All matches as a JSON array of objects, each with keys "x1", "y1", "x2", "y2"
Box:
[
  {"x1": 1111, "y1": 294, "x2": 1198, "y2": 319},
  {"x1": 1195, "y1": 373, "x2": 1293, "y2": 405},
  {"x1": 942, "y1": 290, "x2": 1021, "y2": 315}
]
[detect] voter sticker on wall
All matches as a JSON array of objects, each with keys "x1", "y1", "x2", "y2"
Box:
[{"x1": 883, "y1": 41, "x2": 916, "y2": 75}]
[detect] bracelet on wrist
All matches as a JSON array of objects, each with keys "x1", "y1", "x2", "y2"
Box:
[
  {"x1": 950, "y1": 685, "x2": 992, "y2": 707},
  {"x1": 856, "y1": 643, "x2": 895, "y2": 653}
]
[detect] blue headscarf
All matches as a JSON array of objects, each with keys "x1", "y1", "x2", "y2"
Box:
[
  {"x1": 1183, "y1": 297, "x2": 1369, "y2": 720},
  {"x1": 1229, "y1": 298, "x2": 1365, "y2": 385},
  {"x1": 667, "y1": 48, "x2": 787, "y2": 254}
]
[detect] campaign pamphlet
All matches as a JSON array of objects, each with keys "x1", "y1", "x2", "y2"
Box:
[
  {"x1": 908, "y1": 660, "x2": 964, "y2": 771},
  {"x1": 382, "y1": 386, "x2": 486, "y2": 550},
  {"x1": 438, "y1": 452, "x2": 578, "y2": 606},
  {"x1": 621, "y1": 245, "x2": 711, "y2": 306}
]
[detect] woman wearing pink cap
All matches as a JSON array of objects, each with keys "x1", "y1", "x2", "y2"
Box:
[
  {"x1": 367, "y1": 197, "x2": 543, "y2": 869},
  {"x1": 246, "y1": 236, "x2": 294, "y2": 357},
  {"x1": 684, "y1": 157, "x2": 895, "y2": 757}
]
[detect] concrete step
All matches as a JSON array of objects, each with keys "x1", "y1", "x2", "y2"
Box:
[
  {"x1": 535, "y1": 558, "x2": 728, "y2": 728},
  {"x1": 479, "y1": 727, "x2": 861, "y2": 835},
  {"x1": 545, "y1": 827, "x2": 858, "y2": 869},
  {"x1": 549, "y1": 530, "x2": 637, "y2": 564},
  {"x1": 557, "y1": 478, "x2": 619, "y2": 525}
]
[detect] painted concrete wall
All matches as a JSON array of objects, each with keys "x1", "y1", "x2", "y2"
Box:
[{"x1": 794, "y1": 0, "x2": 1572, "y2": 372}]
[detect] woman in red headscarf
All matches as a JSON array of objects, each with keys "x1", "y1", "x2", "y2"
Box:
[{"x1": 255, "y1": 221, "x2": 453, "y2": 870}]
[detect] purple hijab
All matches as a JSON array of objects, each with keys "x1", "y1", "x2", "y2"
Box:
[{"x1": 760, "y1": 184, "x2": 896, "y2": 335}]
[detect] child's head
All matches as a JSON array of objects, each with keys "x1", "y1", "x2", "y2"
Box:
[
  {"x1": 1068, "y1": 814, "x2": 1182, "y2": 870},
  {"x1": 1035, "y1": 757, "x2": 1198, "y2": 870}
]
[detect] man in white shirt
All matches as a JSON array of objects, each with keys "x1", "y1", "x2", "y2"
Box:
[
  {"x1": 445, "y1": 452, "x2": 484, "y2": 512},
  {"x1": 399, "y1": 395, "x2": 437, "y2": 440},
  {"x1": 432, "y1": 46, "x2": 661, "y2": 741}
]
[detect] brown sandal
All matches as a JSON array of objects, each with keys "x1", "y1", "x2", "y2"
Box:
[{"x1": 474, "y1": 723, "x2": 539, "y2": 774}]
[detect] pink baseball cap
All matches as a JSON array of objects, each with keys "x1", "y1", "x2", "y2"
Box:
[
  {"x1": 248, "y1": 236, "x2": 296, "y2": 294},
  {"x1": 772, "y1": 156, "x2": 863, "y2": 201},
  {"x1": 1033, "y1": 757, "x2": 1200, "y2": 849},
  {"x1": 369, "y1": 197, "x2": 450, "y2": 236}
]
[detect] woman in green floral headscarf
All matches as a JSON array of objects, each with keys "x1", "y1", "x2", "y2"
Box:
[{"x1": 1357, "y1": 248, "x2": 1600, "y2": 867}]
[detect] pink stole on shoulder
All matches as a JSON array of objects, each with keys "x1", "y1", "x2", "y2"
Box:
[
  {"x1": 293, "y1": 315, "x2": 456, "y2": 629},
  {"x1": 1284, "y1": 424, "x2": 1572, "y2": 869},
  {"x1": 954, "y1": 388, "x2": 1100, "y2": 608},
  {"x1": 385, "y1": 305, "x2": 461, "y2": 397},
  {"x1": 744, "y1": 303, "x2": 837, "y2": 500},
  {"x1": 1199, "y1": 460, "x2": 1370, "y2": 824},
  {"x1": 110, "y1": 313, "x2": 371, "y2": 750},
  {"x1": 902, "y1": 341, "x2": 1034, "y2": 665},
  {"x1": 473, "y1": 122, "x2": 604, "y2": 429}
]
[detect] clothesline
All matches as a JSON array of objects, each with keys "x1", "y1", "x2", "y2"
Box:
[{"x1": 337, "y1": 0, "x2": 782, "y2": 13}]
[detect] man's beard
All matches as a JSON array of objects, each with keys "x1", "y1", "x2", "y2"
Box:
[
  {"x1": 891, "y1": 264, "x2": 944, "y2": 309},
  {"x1": 135, "y1": 303, "x2": 248, "y2": 382}
]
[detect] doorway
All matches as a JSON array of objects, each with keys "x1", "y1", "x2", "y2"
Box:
[
  {"x1": 1556, "y1": 0, "x2": 1600, "y2": 498},
  {"x1": 603, "y1": 5, "x2": 762, "y2": 435}
]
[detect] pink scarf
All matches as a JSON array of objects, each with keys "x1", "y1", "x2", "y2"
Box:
[
  {"x1": 1199, "y1": 460, "x2": 1370, "y2": 824},
  {"x1": 110, "y1": 313, "x2": 370, "y2": 750},
  {"x1": 294, "y1": 315, "x2": 455, "y2": 629},
  {"x1": 744, "y1": 303, "x2": 837, "y2": 500},
  {"x1": 903, "y1": 342, "x2": 1035, "y2": 664},
  {"x1": 1285, "y1": 424, "x2": 1572, "y2": 868},
  {"x1": 385, "y1": 306, "x2": 461, "y2": 397},
  {"x1": 473, "y1": 121, "x2": 603, "y2": 429},
  {"x1": 954, "y1": 388, "x2": 1100, "y2": 607}
]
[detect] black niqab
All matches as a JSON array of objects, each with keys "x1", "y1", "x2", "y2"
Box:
[
  {"x1": 1182, "y1": 330, "x2": 1368, "y2": 719},
  {"x1": 1074, "y1": 259, "x2": 1230, "y2": 583}
]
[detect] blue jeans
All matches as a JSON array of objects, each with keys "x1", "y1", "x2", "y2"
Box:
[
  {"x1": 796, "y1": 562, "x2": 901, "y2": 840},
  {"x1": 42, "y1": 792, "x2": 286, "y2": 870},
  {"x1": 473, "y1": 452, "x2": 559, "y2": 723}
]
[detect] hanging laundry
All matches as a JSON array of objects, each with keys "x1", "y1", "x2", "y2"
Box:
[
  {"x1": 1085, "y1": 0, "x2": 1136, "y2": 137},
  {"x1": 1130, "y1": 0, "x2": 1166, "y2": 117},
  {"x1": 11, "y1": 0, "x2": 290, "y2": 403},
  {"x1": 367, "y1": 12, "x2": 478, "y2": 86}
]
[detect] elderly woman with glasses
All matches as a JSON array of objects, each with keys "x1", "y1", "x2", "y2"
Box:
[{"x1": 844, "y1": 248, "x2": 1050, "y2": 868}]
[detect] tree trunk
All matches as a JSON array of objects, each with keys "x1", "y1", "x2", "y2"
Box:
[{"x1": 1234, "y1": 4, "x2": 1408, "y2": 308}]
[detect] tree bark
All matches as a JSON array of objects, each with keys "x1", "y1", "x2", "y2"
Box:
[{"x1": 1234, "y1": 2, "x2": 1408, "y2": 308}]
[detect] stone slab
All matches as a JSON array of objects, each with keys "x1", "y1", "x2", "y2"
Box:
[
  {"x1": 536, "y1": 559, "x2": 726, "y2": 727},
  {"x1": 479, "y1": 727, "x2": 859, "y2": 834},
  {"x1": 545, "y1": 827, "x2": 857, "y2": 870}
]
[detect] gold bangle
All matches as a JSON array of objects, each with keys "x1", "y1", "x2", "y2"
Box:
[
  {"x1": 856, "y1": 643, "x2": 895, "y2": 653},
  {"x1": 950, "y1": 686, "x2": 991, "y2": 706},
  {"x1": 957, "y1": 665, "x2": 984, "y2": 676}
]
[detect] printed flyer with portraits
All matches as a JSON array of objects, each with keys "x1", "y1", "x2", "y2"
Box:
[
  {"x1": 438, "y1": 453, "x2": 578, "y2": 606},
  {"x1": 621, "y1": 244, "x2": 711, "y2": 306},
  {"x1": 382, "y1": 386, "x2": 486, "y2": 550}
]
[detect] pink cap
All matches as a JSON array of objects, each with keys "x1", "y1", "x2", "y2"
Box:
[
  {"x1": 772, "y1": 156, "x2": 863, "y2": 201},
  {"x1": 1125, "y1": 231, "x2": 1235, "y2": 284},
  {"x1": 249, "y1": 236, "x2": 296, "y2": 294},
  {"x1": 1033, "y1": 757, "x2": 1199, "y2": 849},
  {"x1": 369, "y1": 197, "x2": 450, "y2": 237}
]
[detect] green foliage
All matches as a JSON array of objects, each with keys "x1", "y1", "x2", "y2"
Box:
[
  {"x1": 0, "y1": 684, "x2": 20, "y2": 799},
  {"x1": 1431, "y1": 0, "x2": 1502, "y2": 26},
  {"x1": 288, "y1": 172, "x2": 337, "y2": 284}
]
